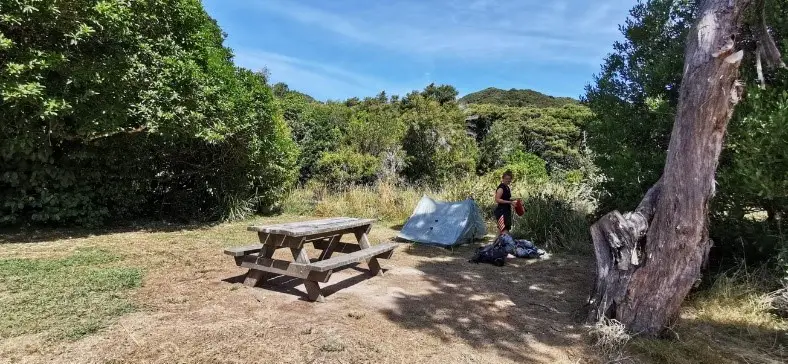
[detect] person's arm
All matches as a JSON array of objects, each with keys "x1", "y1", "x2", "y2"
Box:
[{"x1": 494, "y1": 188, "x2": 515, "y2": 205}]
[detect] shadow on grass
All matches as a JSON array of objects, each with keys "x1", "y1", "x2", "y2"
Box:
[
  {"x1": 222, "y1": 265, "x2": 389, "y2": 302},
  {"x1": 390, "y1": 238, "x2": 495, "y2": 258},
  {"x1": 0, "y1": 220, "x2": 221, "y2": 244},
  {"x1": 380, "y1": 243, "x2": 595, "y2": 362},
  {"x1": 388, "y1": 223, "x2": 404, "y2": 231}
]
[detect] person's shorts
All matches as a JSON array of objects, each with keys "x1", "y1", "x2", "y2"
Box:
[{"x1": 494, "y1": 207, "x2": 512, "y2": 232}]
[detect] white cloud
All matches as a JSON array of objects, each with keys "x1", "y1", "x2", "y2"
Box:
[
  {"x1": 234, "y1": 50, "x2": 414, "y2": 101},
  {"x1": 250, "y1": 0, "x2": 632, "y2": 65}
]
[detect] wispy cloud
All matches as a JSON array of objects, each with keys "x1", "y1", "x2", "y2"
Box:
[
  {"x1": 234, "y1": 51, "x2": 411, "y2": 101},
  {"x1": 252, "y1": 0, "x2": 630, "y2": 64},
  {"x1": 204, "y1": 0, "x2": 635, "y2": 99}
]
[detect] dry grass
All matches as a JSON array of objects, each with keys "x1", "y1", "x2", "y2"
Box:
[
  {"x1": 0, "y1": 216, "x2": 785, "y2": 363},
  {"x1": 628, "y1": 267, "x2": 788, "y2": 364},
  {"x1": 589, "y1": 319, "x2": 632, "y2": 363},
  {"x1": 0, "y1": 217, "x2": 598, "y2": 364},
  {"x1": 283, "y1": 180, "x2": 595, "y2": 252}
]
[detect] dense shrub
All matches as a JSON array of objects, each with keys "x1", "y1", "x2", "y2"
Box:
[
  {"x1": 511, "y1": 195, "x2": 591, "y2": 252},
  {"x1": 469, "y1": 103, "x2": 593, "y2": 173},
  {"x1": 400, "y1": 95, "x2": 478, "y2": 186},
  {"x1": 487, "y1": 152, "x2": 549, "y2": 186},
  {"x1": 0, "y1": 0, "x2": 297, "y2": 225},
  {"x1": 314, "y1": 148, "x2": 380, "y2": 189}
]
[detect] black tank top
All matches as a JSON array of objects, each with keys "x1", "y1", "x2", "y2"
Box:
[{"x1": 496, "y1": 183, "x2": 511, "y2": 210}]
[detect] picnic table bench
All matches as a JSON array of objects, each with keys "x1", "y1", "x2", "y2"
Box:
[{"x1": 224, "y1": 217, "x2": 397, "y2": 302}]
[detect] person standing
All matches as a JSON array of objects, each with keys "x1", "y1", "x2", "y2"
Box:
[{"x1": 494, "y1": 170, "x2": 519, "y2": 235}]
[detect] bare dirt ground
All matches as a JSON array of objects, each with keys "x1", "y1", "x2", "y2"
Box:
[{"x1": 0, "y1": 217, "x2": 600, "y2": 363}]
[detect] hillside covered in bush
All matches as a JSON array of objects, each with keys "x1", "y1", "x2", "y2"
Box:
[{"x1": 459, "y1": 87, "x2": 578, "y2": 108}]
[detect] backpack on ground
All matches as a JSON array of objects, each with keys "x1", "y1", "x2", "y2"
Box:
[{"x1": 468, "y1": 239, "x2": 508, "y2": 266}]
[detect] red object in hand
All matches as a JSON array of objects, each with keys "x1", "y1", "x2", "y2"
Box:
[{"x1": 514, "y1": 199, "x2": 525, "y2": 216}]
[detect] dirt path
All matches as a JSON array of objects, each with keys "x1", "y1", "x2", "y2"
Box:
[{"x1": 0, "y1": 219, "x2": 598, "y2": 363}]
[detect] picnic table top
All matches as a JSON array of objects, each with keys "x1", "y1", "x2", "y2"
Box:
[{"x1": 247, "y1": 217, "x2": 376, "y2": 237}]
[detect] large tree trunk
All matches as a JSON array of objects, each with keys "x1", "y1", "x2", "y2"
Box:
[{"x1": 587, "y1": 0, "x2": 753, "y2": 336}]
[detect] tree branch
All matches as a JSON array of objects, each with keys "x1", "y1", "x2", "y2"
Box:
[
  {"x1": 757, "y1": 0, "x2": 786, "y2": 69},
  {"x1": 86, "y1": 126, "x2": 148, "y2": 142},
  {"x1": 756, "y1": 46, "x2": 766, "y2": 89}
]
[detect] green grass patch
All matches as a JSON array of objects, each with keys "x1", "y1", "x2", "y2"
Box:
[{"x1": 0, "y1": 248, "x2": 142, "y2": 340}]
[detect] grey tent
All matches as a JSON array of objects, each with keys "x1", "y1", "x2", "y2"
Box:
[{"x1": 397, "y1": 195, "x2": 487, "y2": 247}]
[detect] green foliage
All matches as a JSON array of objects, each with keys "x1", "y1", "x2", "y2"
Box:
[
  {"x1": 585, "y1": 0, "x2": 787, "y2": 269},
  {"x1": 511, "y1": 195, "x2": 591, "y2": 252},
  {"x1": 470, "y1": 103, "x2": 593, "y2": 173},
  {"x1": 477, "y1": 116, "x2": 522, "y2": 174},
  {"x1": 717, "y1": 81, "x2": 788, "y2": 222},
  {"x1": 562, "y1": 169, "x2": 585, "y2": 185},
  {"x1": 584, "y1": 0, "x2": 696, "y2": 212},
  {"x1": 346, "y1": 102, "x2": 406, "y2": 157},
  {"x1": 286, "y1": 101, "x2": 351, "y2": 181},
  {"x1": 0, "y1": 0, "x2": 297, "y2": 225},
  {"x1": 421, "y1": 83, "x2": 459, "y2": 105},
  {"x1": 459, "y1": 87, "x2": 578, "y2": 108},
  {"x1": 488, "y1": 152, "x2": 549, "y2": 185},
  {"x1": 400, "y1": 95, "x2": 478, "y2": 185},
  {"x1": 315, "y1": 148, "x2": 380, "y2": 188},
  {"x1": 0, "y1": 248, "x2": 142, "y2": 340}
]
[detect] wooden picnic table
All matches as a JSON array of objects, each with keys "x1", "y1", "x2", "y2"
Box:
[{"x1": 224, "y1": 217, "x2": 397, "y2": 302}]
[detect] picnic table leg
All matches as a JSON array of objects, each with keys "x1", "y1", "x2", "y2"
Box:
[
  {"x1": 354, "y1": 227, "x2": 384, "y2": 276},
  {"x1": 290, "y1": 244, "x2": 325, "y2": 302},
  {"x1": 317, "y1": 235, "x2": 341, "y2": 260},
  {"x1": 303, "y1": 280, "x2": 325, "y2": 302},
  {"x1": 243, "y1": 234, "x2": 277, "y2": 287},
  {"x1": 244, "y1": 246, "x2": 275, "y2": 287}
]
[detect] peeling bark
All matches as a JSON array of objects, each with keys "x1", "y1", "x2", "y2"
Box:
[{"x1": 587, "y1": 0, "x2": 754, "y2": 336}]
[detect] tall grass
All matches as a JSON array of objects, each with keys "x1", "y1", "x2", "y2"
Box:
[
  {"x1": 283, "y1": 181, "x2": 425, "y2": 222},
  {"x1": 627, "y1": 264, "x2": 788, "y2": 364},
  {"x1": 282, "y1": 177, "x2": 597, "y2": 252}
]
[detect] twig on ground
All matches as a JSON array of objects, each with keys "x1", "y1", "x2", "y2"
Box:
[
  {"x1": 524, "y1": 301, "x2": 562, "y2": 314},
  {"x1": 120, "y1": 322, "x2": 141, "y2": 347},
  {"x1": 248, "y1": 290, "x2": 266, "y2": 303}
]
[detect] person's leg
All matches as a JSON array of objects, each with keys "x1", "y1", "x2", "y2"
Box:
[{"x1": 504, "y1": 209, "x2": 512, "y2": 233}]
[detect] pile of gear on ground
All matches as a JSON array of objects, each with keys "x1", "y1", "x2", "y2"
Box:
[{"x1": 468, "y1": 233, "x2": 545, "y2": 266}]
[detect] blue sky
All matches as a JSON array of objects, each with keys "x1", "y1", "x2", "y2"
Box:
[{"x1": 202, "y1": 0, "x2": 636, "y2": 101}]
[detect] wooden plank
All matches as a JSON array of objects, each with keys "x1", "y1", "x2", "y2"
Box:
[
  {"x1": 314, "y1": 240, "x2": 361, "y2": 256},
  {"x1": 247, "y1": 218, "x2": 375, "y2": 237},
  {"x1": 243, "y1": 245, "x2": 277, "y2": 286},
  {"x1": 300, "y1": 228, "x2": 367, "y2": 242},
  {"x1": 367, "y1": 257, "x2": 384, "y2": 276},
  {"x1": 277, "y1": 236, "x2": 306, "y2": 249},
  {"x1": 307, "y1": 243, "x2": 397, "y2": 272},
  {"x1": 248, "y1": 217, "x2": 356, "y2": 233},
  {"x1": 224, "y1": 244, "x2": 264, "y2": 257},
  {"x1": 261, "y1": 220, "x2": 373, "y2": 236},
  {"x1": 290, "y1": 247, "x2": 311, "y2": 264},
  {"x1": 238, "y1": 255, "x2": 332, "y2": 282}
]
